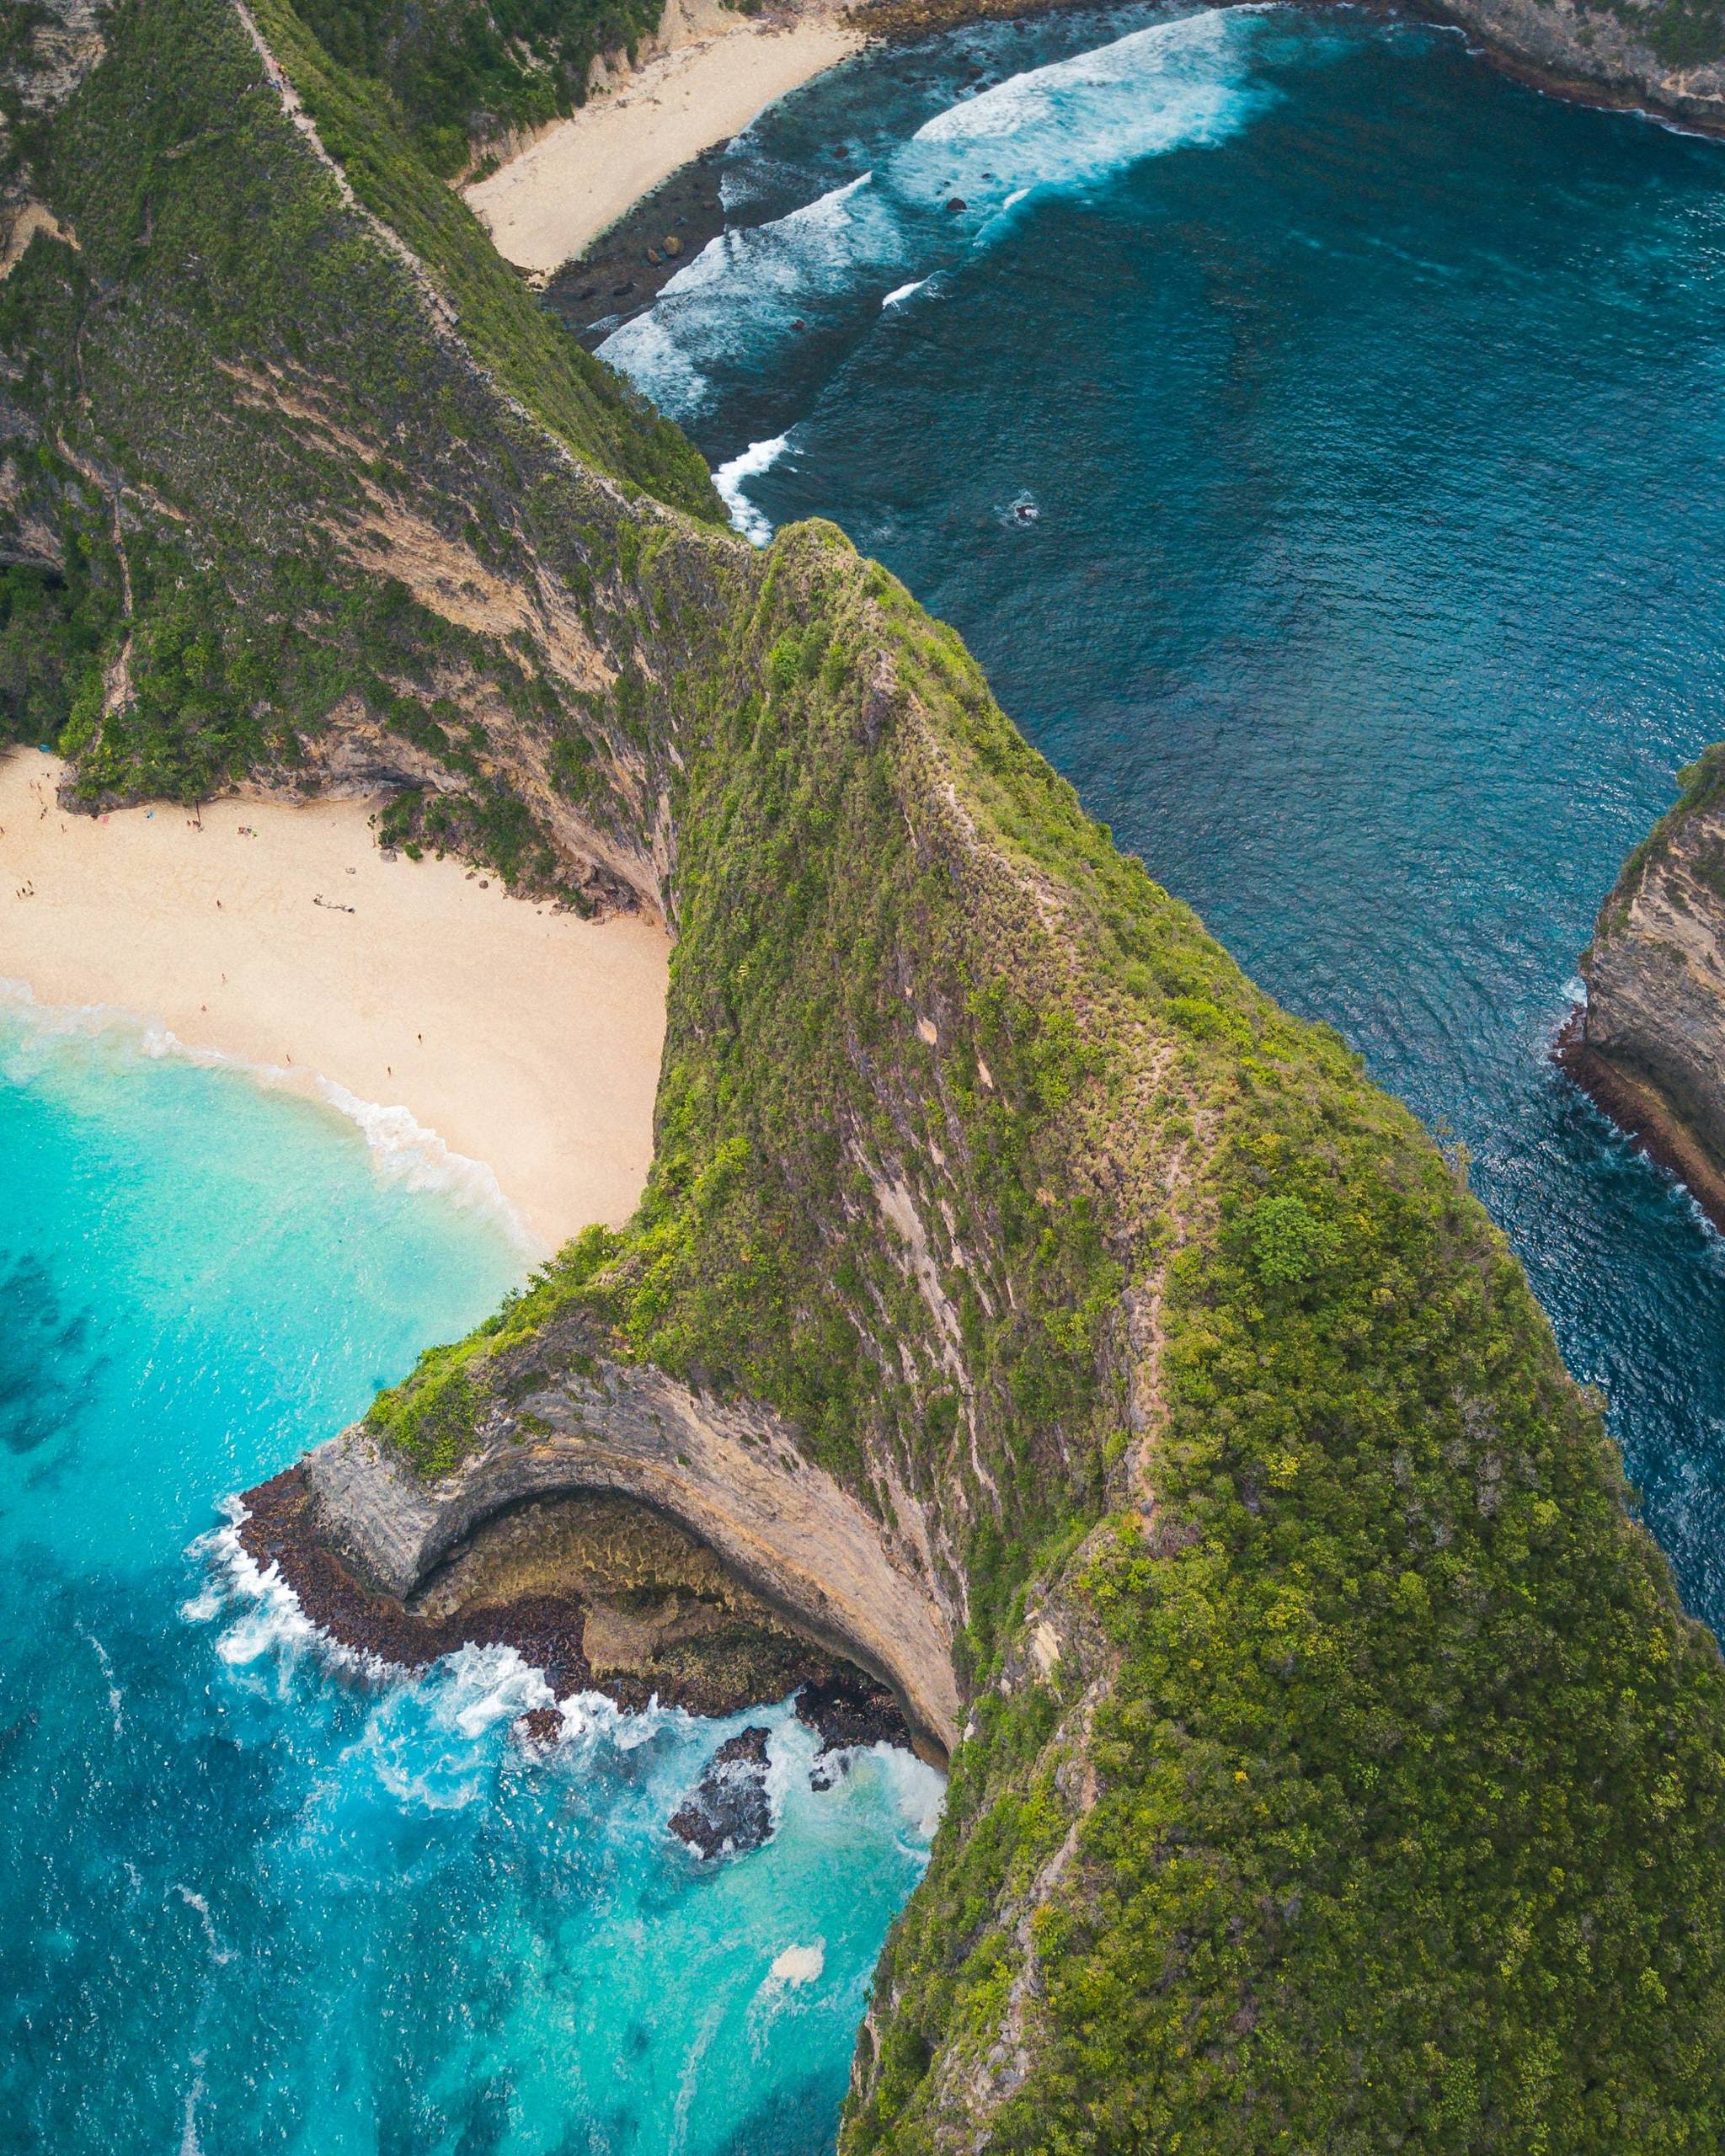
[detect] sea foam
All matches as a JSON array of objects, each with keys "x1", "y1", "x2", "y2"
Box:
[
  {"x1": 0, "y1": 980, "x2": 532, "y2": 1251},
  {"x1": 600, "y1": 9, "x2": 1273, "y2": 425},
  {"x1": 713, "y1": 433, "x2": 791, "y2": 546}
]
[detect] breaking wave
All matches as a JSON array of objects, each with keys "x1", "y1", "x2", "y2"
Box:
[{"x1": 601, "y1": 8, "x2": 1278, "y2": 424}]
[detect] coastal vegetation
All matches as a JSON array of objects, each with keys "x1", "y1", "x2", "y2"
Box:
[
  {"x1": 293, "y1": 0, "x2": 665, "y2": 173},
  {"x1": 6, "y1": 0, "x2": 1725, "y2": 2146}
]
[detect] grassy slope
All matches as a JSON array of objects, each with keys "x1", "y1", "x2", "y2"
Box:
[
  {"x1": 378, "y1": 524, "x2": 1725, "y2": 2151},
  {"x1": 292, "y1": 0, "x2": 665, "y2": 176},
  {"x1": 5, "y1": 2, "x2": 1725, "y2": 2144},
  {"x1": 0, "y1": 0, "x2": 718, "y2": 815}
]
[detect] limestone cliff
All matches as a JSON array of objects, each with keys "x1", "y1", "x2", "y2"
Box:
[
  {"x1": 1563, "y1": 744, "x2": 1725, "y2": 1227},
  {"x1": 1430, "y1": 0, "x2": 1725, "y2": 131},
  {"x1": 8, "y1": 1, "x2": 1725, "y2": 2150}
]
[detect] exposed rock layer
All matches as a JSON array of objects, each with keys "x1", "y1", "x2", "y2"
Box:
[
  {"x1": 291, "y1": 1332, "x2": 961, "y2": 1756},
  {"x1": 240, "y1": 1462, "x2": 917, "y2": 1735},
  {"x1": 1563, "y1": 744, "x2": 1725, "y2": 1229}
]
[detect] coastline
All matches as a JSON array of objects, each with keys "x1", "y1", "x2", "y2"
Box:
[
  {"x1": 1555, "y1": 1007, "x2": 1725, "y2": 1236},
  {"x1": 235, "y1": 1463, "x2": 917, "y2": 1754},
  {"x1": 468, "y1": 0, "x2": 1725, "y2": 344},
  {"x1": 462, "y1": 7, "x2": 863, "y2": 277},
  {"x1": 0, "y1": 751, "x2": 669, "y2": 1251}
]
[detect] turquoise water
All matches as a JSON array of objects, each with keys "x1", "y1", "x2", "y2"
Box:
[
  {"x1": 606, "y1": 3, "x2": 1725, "y2": 1636},
  {"x1": 0, "y1": 1000, "x2": 939, "y2": 2152}
]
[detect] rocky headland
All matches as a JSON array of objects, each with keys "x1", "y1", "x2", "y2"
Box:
[
  {"x1": 11, "y1": 0, "x2": 1725, "y2": 2145},
  {"x1": 1561, "y1": 743, "x2": 1725, "y2": 1228}
]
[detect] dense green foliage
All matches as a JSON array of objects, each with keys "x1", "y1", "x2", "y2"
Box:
[
  {"x1": 366, "y1": 525, "x2": 1725, "y2": 2149},
  {"x1": 8, "y1": 0, "x2": 1725, "y2": 2141},
  {"x1": 1616, "y1": 0, "x2": 1725, "y2": 68},
  {"x1": 0, "y1": 561, "x2": 109, "y2": 747},
  {"x1": 857, "y1": 1046, "x2": 1725, "y2": 2150},
  {"x1": 0, "y1": 0, "x2": 718, "y2": 803},
  {"x1": 248, "y1": 0, "x2": 718, "y2": 519},
  {"x1": 292, "y1": 0, "x2": 664, "y2": 175}
]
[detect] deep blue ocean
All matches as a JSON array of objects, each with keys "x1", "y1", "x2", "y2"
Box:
[
  {"x1": 605, "y1": 1, "x2": 1725, "y2": 1635},
  {"x1": 10, "y1": 7, "x2": 1725, "y2": 2149},
  {"x1": 0, "y1": 1000, "x2": 939, "y2": 2153}
]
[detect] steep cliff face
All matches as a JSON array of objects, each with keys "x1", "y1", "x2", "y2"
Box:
[
  {"x1": 1, "y1": 0, "x2": 724, "y2": 902},
  {"x1": 8, "y1": 2, "x2": 1725, "y2": 2148},
  {"x1": 1433, "y1": 0, "x2": 1725, "y2": 127},
  {"x1": 1564, "y1": 744, "x2": 1725, "y2": 1226}
]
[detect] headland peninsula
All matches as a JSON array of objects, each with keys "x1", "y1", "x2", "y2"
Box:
[{"x1": 8, "y1": 0, "x2": 1725, "y2": 2148}]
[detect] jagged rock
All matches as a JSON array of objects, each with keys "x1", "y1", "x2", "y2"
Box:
[
  {"x1": 796, "y1": 1671, "x2": 909, "y2": 1788},
  {"x1": 668, "y1": 1726, "x2": 773, "y2": 1859},
  {"x1": 1561, "y1": 744, "x2": 1725, "y2": 1229}
]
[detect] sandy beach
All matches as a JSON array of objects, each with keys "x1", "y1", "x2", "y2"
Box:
[
  {"x1": 465, "y1": 4, "x2": 862, "y2": 274},
  {"x1": 0, "y1": 751, "x2": 669, "y2": 1251}
]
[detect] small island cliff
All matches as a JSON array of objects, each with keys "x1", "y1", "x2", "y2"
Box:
[
  {"x1": 1561, "y1": 743, "x2": 1725, "y2": 1230},
  {"x1": 10, "y1": 0, "x2": 1725, "y2": 2148}
]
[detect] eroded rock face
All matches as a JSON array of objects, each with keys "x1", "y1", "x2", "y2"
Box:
[
  {"x1": 281, "y1": 1327, "x2": 961, "y2": 1759},
  {"x1": 1562, "y1": 745, "x2": 1725, "y2": 1226},
  {"x1": 238, "y1": 1468, "x2": 911, "y2": 1726},
  {"x1": 1439, "y1": 0, "x2": 1725, "y2": 132}
]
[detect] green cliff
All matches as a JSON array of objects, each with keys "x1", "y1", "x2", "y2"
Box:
[{"x1": 6, "y1": 1, "x2": 1725, "y2": 2148}]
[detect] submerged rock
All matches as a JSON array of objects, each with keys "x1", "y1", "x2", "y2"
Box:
[{"x1": 668, "y1": 1726, "x2": 774, "y2": 1860}]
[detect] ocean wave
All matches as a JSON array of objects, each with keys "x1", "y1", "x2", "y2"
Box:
[
  {"x1": 0, "y1": 979, "x2": 532, "y2": 1251},
  {"x1": 314, "y1": 1079, "x2": 531, "y2": 1247},
  {"x1": 713, "y1": 433, "x2": 791, "y2": 547},
  {"x1": 184, "y1": 1501, "x2": 395, "y2": 1688},
  {"x1": 601, "y1": 8, "x2": 1276, "y2": 424}
]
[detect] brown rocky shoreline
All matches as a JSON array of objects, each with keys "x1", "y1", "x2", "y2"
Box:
[
  {"x1": 237, "y1": 1465, "x2": 915, "y2": 1757},
  {"x1": 1555, "y1": 1007, "x2": 1725, "y2": 1236}
]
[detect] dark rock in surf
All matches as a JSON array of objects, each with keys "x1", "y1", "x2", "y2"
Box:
[
  {"x1": 669, "y1": 1726, "x2": 774, "y2": 1859},
  {"x1": 796, "y1": 1670, "x2": 910, "y2": 1787}
]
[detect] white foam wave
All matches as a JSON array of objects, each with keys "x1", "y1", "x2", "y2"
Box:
[
  {"x1": 768, "y1": 1939, "x2": 825, "y2": 1986},
  {"x1": 179, "y1": 2057, "x2": 207, "y2": 2156},
  {"x1": 315, "y1": 1079, "x2": 532, "y2": 1249},
  {"x1": 714, "y1": 434, "x2": 791, "y2": 547},
  {"x1": 914, "y1": 9, "x2": 1256, "y2": 174},
  {"x1": 174, "y1": 1886, "x2": 236, "y2": 1967},
  {"x1": 0, "y1": 979, "x2": 532, "y2": 1250},
  {"x1": 355, "y1": 1643, "x2": 558, "y2": 1811},
  {"x1": 184, "y1": 1500, "x2": 393, "y2": 1687},
  {"x1": 884, "y1": 1742, "x2": 948, "y2": 1844},
  {"x1": 79, "y1": 1626, "x2": 124, "y2": 1737},
  {"x1": 601, "y1": 10, "x2": 1275, "y2": 423}
]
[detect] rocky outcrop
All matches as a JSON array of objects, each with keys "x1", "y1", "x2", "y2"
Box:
[
  {"x1": 1429, "y1": 0, "x2": 1725, "y2": 134},
  {"x1": 668, "y1": 1724, "x2": 775, "y2": 1857},
  {"x1": 261, "y1": 1331, "x2": 961, "y2": 1758},
  {"x1": 1562, "y1": 744, "x2": 1725, "y2": 1225}
]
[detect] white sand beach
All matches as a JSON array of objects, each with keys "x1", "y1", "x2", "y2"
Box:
[
  {"x1": 0, "y1": 751, "x2": 669, "y2": 1251},
  {"x1": 464, "y1": 3, "x2": 862, "y2": 274}
]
